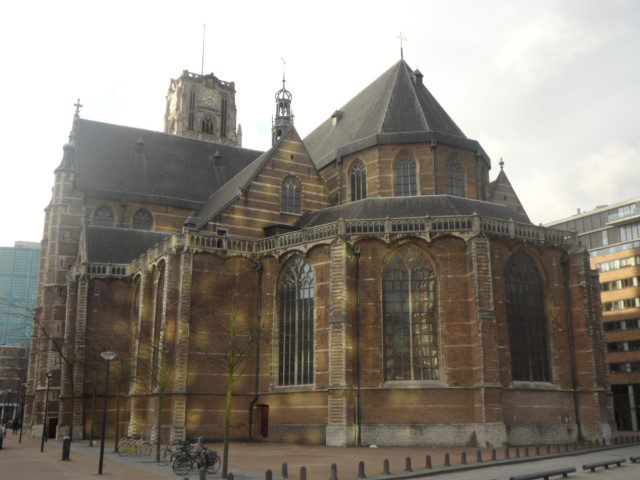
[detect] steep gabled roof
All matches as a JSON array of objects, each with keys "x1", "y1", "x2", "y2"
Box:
[
  {"x1": 84, "y1": 226, "x2": 170, "y2": 263},
  {"x1": 304, "y1": 59, "x2": 489, "y2": 170},
  {"x1": 488, "y1": 169, "x2": 529, "y2": 220},
  {"x1": 297, "y1": 195, "x2": 531, "y2": 228},
  {"x1": 70, "y1": 119, "x2": 263, "y2": 209}
]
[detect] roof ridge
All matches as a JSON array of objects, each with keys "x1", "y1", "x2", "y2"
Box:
[{"x1": 401, "y1": 60, "x2": 429, "y2": 131}]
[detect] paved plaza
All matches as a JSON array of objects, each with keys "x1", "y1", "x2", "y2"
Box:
[{"x1": 1, "y1": 431, "x2": 640, "y2": 480}]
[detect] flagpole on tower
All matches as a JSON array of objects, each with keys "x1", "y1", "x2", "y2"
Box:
[{"x1": 201, "y1": 24, "x2": 206, "y2": 75}]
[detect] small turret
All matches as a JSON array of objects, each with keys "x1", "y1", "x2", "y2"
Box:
[{"x1": 272, "y1": 75, "x2": 292, "y2": 145}]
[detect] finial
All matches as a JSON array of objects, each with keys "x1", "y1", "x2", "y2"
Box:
[
  {"x1": 73, "y1": 98, "x2": 83, "y2": 117},
  {"x1": 499, "y1": 157, "x2": 504, "y2": 170},
  {"x1": 281, "y1": 57, "x2": 287, "y2": 86},
  {"x1": 396, "y1": 32, "x2": 407, "y2": 59}
]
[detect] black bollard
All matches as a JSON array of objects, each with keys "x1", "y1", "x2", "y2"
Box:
[
  {"x1": 444, "y1": 453, "x2": 451, "y2": 467},
  {"x1": 281, "y1": 462, "x2": 289, "y2": 480},
  {"x1": 382, "y1": 459, "x2": 390, "y2": 475},
  {"x1": 330, "y1": 463, "x2": 338, "y2": 480},
  {"x1": 461, "y1": 452, "x2": 467, "y2": 465},
  {"x1": 228, "y1": 474, "x2": 234, "y2": 480},
  {"x1": 476, "y1": 450, "x2": 482, "y2": 463},
  {"x1": 199, "y1": 466, "x2": 207, "y2": 480},
  {"x1": 300, "y1": 466, "x2": 307, "y2": 480},
  {"x1": 491, "y1": 449, "x2": 497, "y2": 461},
  {"x1": 266, "y1": 469, "x2": 273, "y2": 480},
  {"x1": 0, "y1": 434, "x2": 3, "y2": 450},
  {"x1": 425, "y1": 455, "x2": 432, "y2": 469},
  {"x1": 61, "y1": 436, "x2": 71, "y2": 461},
  {"x1": 505, "y1": 447, "x2": 510, "y2": 459},
  {"x1": 357, "y1": 461, "x2": 365, "y2": 479},
  {"x1": 405, "y1": 457, "x2": 412, "y2": 472}
]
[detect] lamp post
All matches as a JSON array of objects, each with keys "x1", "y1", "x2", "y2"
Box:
[
  {"x1": 98, "y1": 351, "x2": 116, "y2": 475},
  {"x1": 40, "y1": 372, "x2": 53, "y2": 452}
]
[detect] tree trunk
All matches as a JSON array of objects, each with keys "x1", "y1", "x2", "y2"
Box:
[
  {"x1": 222, "y1": 365, "x2": 234, "y2": 478},
  {"x1": 156, "y1": 386, "x2": 163, "y2": 463}
]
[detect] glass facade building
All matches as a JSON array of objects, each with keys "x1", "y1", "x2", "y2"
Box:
[
  {"x1": 548, "y1": 197, "x2": 640, "y2": 431},
  {"x1": 0, "y1": 241, "x2": 40, "y2": 347}
]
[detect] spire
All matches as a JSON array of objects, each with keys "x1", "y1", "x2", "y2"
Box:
[{"x1": 272, "y1": 66, "x2": 293, "y2": 146}]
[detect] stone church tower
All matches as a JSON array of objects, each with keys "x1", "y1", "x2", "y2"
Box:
[{"x1": 164, "y1": 70, "x2": 241, "y2": 146}]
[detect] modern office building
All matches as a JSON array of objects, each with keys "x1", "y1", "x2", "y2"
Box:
[
  {"x1": 548, "y1": 197, "x2": 640, "y2": 431},
  {"x1": 0, "y1": 241, "x2": 40, "y2": 347}
]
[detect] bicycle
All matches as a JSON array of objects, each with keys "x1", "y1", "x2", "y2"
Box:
[
  {"x1": 157, "y1": 439, "x2": 190, "y2": 466},
  {"x1": 117, "y1": 433, "x2": 152, "y2": 457},
  {"x1": 172, "y1": 440, "x2": 220, "y2": 476}
]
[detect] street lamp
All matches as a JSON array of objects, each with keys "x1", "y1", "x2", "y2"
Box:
[
  {"x1": 40, "y1": 371, "x2": 53, "y2": 452},
  {"x1": 98, "y1": 351, "x2": 116, "y2": 475}
]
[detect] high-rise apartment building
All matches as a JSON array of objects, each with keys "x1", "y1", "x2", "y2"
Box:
[
  {"x1": 548, "y1": 197, "x2": 640, "y2": 431},
  {"x1": 0, "y1": 241, "x2": 40, "y2": 347}
]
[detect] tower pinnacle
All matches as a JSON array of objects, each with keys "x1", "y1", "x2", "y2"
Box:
[{"x1": 272, "y1": 70, "x2": 292, "y2": 146}]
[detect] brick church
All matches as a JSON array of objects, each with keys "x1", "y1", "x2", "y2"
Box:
[{"x1": 26, "y1": 58, "x2": 615, "y2": 447}]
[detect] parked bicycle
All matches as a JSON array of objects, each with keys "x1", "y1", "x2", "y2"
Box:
[
  {"x1": 157, "y1": 438, "x2": 191, "y2": 466},
  {"x1": 171, "y1": 437, "x2": 220, "y2": 476},
  {"x1": 117, "y1": 433, "x2": 152, "y2": 457}
]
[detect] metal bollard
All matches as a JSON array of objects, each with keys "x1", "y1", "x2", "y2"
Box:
[
  {"x1": 461, "y1": 452, "x2": 467, "y2": 465},
  {"x1": 425, "y1": 455, "x2": 432, "y2": 469},
  {"x1": 199, "y1": 466, "x2": 207, "y2": 480},
  {"x1": 281, "y1": 462, "x2": 289, "y2": 480},
  {"x1": 266, "y1": 469, "x2": 273, "y2": 480},
  {"x1": 382, "y1": 459, "x2": 390, "y2": 475},
  {"x1": 62, "y1": 436, "x2": 71, "y2": 461},
  {"x1": 476, "y1": 450, "x2": 482, "y2": 463},
  {"x1": 300, "y1": 466, "x2": 307, "y2": 480},
  {"x1": 405, "y1": 457, "x2": 412, "y2": 472},
  {"x1": 357, "y1": 461, "x2": 365, "y2": 479},
  {"x1": 491, "y1": 449, "x2": 497, "y2": 461},
  {"x1": 444, "y1": 453, "x2": 451, "y2": 467},
  {"x1": 0, "y1": 434, "x2": 3, "y2": 450},
  {"x1": 330, "y1": 463, "x2": 338, "y2": 480},
  {"x1": 228, "y1": 474, "x2": 234, "y2": 480}
]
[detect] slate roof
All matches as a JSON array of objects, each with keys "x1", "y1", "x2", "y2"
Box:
[
  {"x1": 69, "y1": 119, "x2": 263, "y2": 209},
  {"x1": 304, "y1": 60, "x2": 489, "y2": 170},
  {"x1": 85, "y1": 226, "x2": 170, "y2": 263},
  {"x1": 297, "y1": 195, "x2": 530, "y2": 228}
]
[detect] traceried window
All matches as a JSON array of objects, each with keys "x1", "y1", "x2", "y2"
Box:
[
  {"x1": 445, "y1": 158, "x2": 465, "y2": 197},
  {"x1": 132, "y1": 209, "x2": 153, "y2": 230},
  {"x1": 202, "y1": 116, "x2": 214, "y2": 134},
  {"x1": 281, "y1": 175, "x2": 301, "y2": 214},
  {"x1": 151, "y1": 264, "x2": 165, "y2": 389},
  {"x1": 278, "y1": 257, "x2": 315, "y2": 386},
  {"x1": 395, "y1": 157, "x2": 417, "y2": 196},
  {"x1": 188, "y1": 89, "x2": 196, "y2": 130},
  {"x1": 383, "y1": 245, "x2": 438, "y2": 381},
  {"x1": 350, "y1": 159, "x2": 367, "y2": 201},
  {"x1": 221, "y1": 96, "x2": 228, "y2": 137},
  {"x1": 93, "y1": 205, "x2": 114, "y2": 227},
  {"x1": 506, "y1": 252, "x2": 550, "y2": 382}
]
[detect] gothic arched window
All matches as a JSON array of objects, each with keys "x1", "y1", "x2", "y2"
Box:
[
  {"x1": 506, "y1": 252, "x2": 550, "y2": 382},
  {"x1": 221, "y1": 97, "x2": 228, "y2": 137},
  {"x1": 188, "y1": 89, "x2": 196, "y2": 130},
  {"x1": 446, "y1": 158, "x2": 465, "y2": 197},
  {"x1": 383, "y1": 245, "x2": 438, "y2": 381},
  {"x1": 278, "y1": 257, "x2": 315, "y2": 386},
  {"x1": 151, "y1": 265, "x2": 165, "y2": 388},
  {"x1": 281, "y1": 176, "x2": 301, "y2": 214},
  {"x1": 395, "y1": 156, "x2": 418, "y2": 196},
  {"x1": 93, "y1": 205, "x2": 114, "y2": 227},
  {"x1": 132, "y1": 209, "x2": 153, "y2": 230},
  {"x1": 350, "y1": 160, "x2": 367, "y2": 201},
  {"x1": 202, "y1": 116, "x2": 214, "y2": 134}
]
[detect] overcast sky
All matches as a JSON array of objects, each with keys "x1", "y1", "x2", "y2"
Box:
[{"x1": 1, "y1": 0, "x2": 638, "y2": 246}]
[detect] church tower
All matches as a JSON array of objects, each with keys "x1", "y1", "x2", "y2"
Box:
[
  {"x1": 272, "y1": 76, "x2": 292, "y2": 145},
  {"x1": 164, "y1": 70, "x2": 239, "y2": 146}
]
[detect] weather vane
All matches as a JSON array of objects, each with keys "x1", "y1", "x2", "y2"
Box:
[{"x1": 396, "y1": 32, "x2": 407, "y2": 59}]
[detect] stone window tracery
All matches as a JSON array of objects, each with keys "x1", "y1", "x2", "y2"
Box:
[
  {"x1": 188, "y1": 89, "x2": 196, "y2": 130},
  {"x1": 132, "y1": 209, "x2": 153, "y2": 230},
  {"x1": 445, "y1": 158, "x2": 465, "y2": 197},
  {"x1": 506, "y1": 252, "x2": 550, "y2": 382},
  {"x1": 281, "y1": 175, "x2": 301, "y2": 214},
  {"x1": 350, "y1": 159, "x2": 367, "y2": 201},
  {"x1": 395, "y1": 156, "x2": 418, "y2": 196},
  {"x1": 93, "y1": 204, "x2": 115, "y2": 227},
  {"x1": 278, "y1": 256, "x2": 315, "y2": 386},
  {"x1": 383, "y1": 245, "x2": 439, "y2": 381},
  {"x1": 202, "y1": 116, "x2": 214, "y2": 135}
]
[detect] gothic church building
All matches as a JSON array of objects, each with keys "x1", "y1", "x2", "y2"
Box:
[{"x1": 26, "y1": 60, "x2": 614, "y2": 447}]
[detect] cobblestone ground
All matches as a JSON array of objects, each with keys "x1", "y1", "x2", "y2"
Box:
[{"x1": 1, "y1": 431, "x2": 639, "y2": 480}]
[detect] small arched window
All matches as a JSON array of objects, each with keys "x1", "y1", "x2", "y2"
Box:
[
  {"x1": 93, "y1": 205, "x2": 114, "y2": 227},
  {"x1": 395, "y1": 157, "x2": 418, "y2": 196},
  {"x1": 446, "y1": 158, "x2": 465, "y2": 197},
  {"x1": 383, "y1": 245, "x2": 438, "y2": 381},
  {"x1": 506, "y1": 252, "x2": 550, "y2": 382},
  {"x1": 278, "y1": 256, "x2": 315, "y2": 386},
  {"x1": 132, "y1": 209, "x2": 153, "y2": 230},
  {"x1": 202, "y1": 116, "x2": 214, "y2": 134},
  {"x1": 281, "y1": 176, "x2": 301, "y2": 214},
  {"x1": 350, "y1": 160, "x2": 367, "y2": 201}
]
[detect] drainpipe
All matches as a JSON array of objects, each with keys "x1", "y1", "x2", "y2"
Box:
[
  {"x1": 562, "y1": 254, "x2": 583, "y2": 442},
  {"x1": 354, "y1": 245, "x2": 362, "y2": 446},
  {"x1": 248, "y1": 261, "x2": 264, "y2": 438}
]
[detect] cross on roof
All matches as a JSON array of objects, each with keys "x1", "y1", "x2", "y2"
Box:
[
  {"x1": 74, "y1": 98, "x2": 83, "y2": 117},
  {"x1": 396, "y1": 32, "x2": 407, "y2": 59}
]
